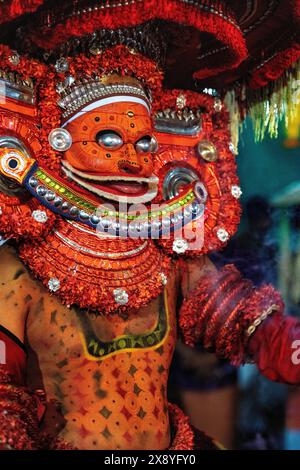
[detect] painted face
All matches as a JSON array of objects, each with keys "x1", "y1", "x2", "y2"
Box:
[{"x1": 62, "y1": 101, "x2": 159, "y2": 204}]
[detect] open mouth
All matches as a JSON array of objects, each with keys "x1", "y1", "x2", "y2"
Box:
[{"x1": 61, "y1": 161, "x2": 159, "y2": 203}]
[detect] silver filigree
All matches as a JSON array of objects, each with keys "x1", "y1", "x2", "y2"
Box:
[
  {"x1": 31, "y1": 210, "x2": 48, "y2": 223},
  {"x1": 48, "y1": 278, "x2": 60, "y2": 292},
  {"x1": 160, "y1": 273, "x2": 168, "y2": 286},
  {"x1": 8, "y1": 51, "x2": 20, "y2": 66},
  {"x1": 217, "y1": 228, "x2": 229, "y2": 242},
  {"x1": 55, "y1": 58, "x2": 69, "y2": 73},
  {"x1": 213, "y1": 98, "x2": 223, "y2": 112},
  {"x1": 113, "y1": 288, "x2": 129, "y2": 305},
  {"x1": 231, "y1": 185, "x2": 242, "y2": 199},
  {"x1": 176, "y1": 93, "x2": 187, "y2": 110},
  {"x1": 172, "y1": 238, "x2": 189, "y2": 254},
  {"x1": 57, "y1": 80, "x2": 149, "y2": 118}
]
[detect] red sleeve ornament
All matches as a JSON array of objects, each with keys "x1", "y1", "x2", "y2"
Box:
[
  {"x1": 0, "y1": 329, "x2": 42, "y2": 449},
  {"x1": 179, "y1": 264, "x2": 300, "y2": 385}
]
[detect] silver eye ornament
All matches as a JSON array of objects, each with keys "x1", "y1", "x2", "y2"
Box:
[
  {"x1": 96, "y1": 131, "x2": 123, "y2": 150},
  {"x1": 194, "y1": 181, "x2": 208, "y2": 204},
  {"x1": 48, "y1": 128, "x2": 72, "y2": 151},
  {"x1": 0, "y1": 136, "x2": 33, "y2": 195},
  {"x1": 136, "y1": 136, "x2": 158, "y2": 153},
  {"x1": 163, "y1": 166, "x2": 199, "y2": 200}
]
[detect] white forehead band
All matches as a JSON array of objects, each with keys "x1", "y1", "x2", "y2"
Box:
[{"x1": 62, "y1": 95, "x2": 150, "y2": 127}]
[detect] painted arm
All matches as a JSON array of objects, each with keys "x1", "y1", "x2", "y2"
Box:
[
  {"x1": 179, "y1": 260, "x2": 300, "y2": 385},
  {"x1": 0, "y1": 246, "x2": 41, "y2": 449}
]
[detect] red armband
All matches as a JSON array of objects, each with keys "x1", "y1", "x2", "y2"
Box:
[
  {"x1": 179, "y1": 264, "x2": 284, "y2": 365},
  {"x1": 0, "y1": 325, "x2": 27, "y2": 385}
]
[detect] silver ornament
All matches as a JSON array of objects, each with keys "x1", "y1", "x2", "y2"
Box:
[
  {"x1": 55, "y1": 58, "x2": 69, "y2": 73},
  {"x1": 48, "y1": 278, "x2": 60, "y2": 292},
  {"x1": 217, "y1": 228, "x2": 229, "y2": 242},
  {"x1": 176, "y1": 94, "x2": 187, "y2": 110},
  {"x1": 48, "y1": 128, "x2": 72, "y2": 151},
  {"x1": 113, "y1": 288, "x2": 129, "y2": 305},
  {"x1": 31, "y1": 210, "x2": 48, "y2": 223},
  {"x1": 160, "y1": 273, "x2": 168, "y2": 286},
  {"x1": 213, "y1": 98, "x2": 223, "y2": 112},
  {"x1": 8, "y1": 51, "x2": 20, "y2": 66},
  {"x1": 172, "y1": 238, "x2": 189, "y2": 254},
  {"x1": 231, "y1": 185, "x2": 242, "y2": 199}
]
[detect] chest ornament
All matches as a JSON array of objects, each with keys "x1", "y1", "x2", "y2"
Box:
[{"x1": 19, "y1": 218, "x2": 172, "y2": 315}]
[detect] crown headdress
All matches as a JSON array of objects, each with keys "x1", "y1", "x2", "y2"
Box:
[{"x1": 56, "y1": 74, "x2": 151, "y2": 119}]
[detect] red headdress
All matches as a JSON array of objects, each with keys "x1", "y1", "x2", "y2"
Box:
[
  {"x1": 0, "y1": 1, "x2": 298, "y2": 86},
  {"x1": 0, "y1": 0, "x2": 298, "y2": 141}
]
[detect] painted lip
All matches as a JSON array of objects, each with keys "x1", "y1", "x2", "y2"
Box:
[{"x1": 61, "y1": 161, "x2": 159, "y2": 203}]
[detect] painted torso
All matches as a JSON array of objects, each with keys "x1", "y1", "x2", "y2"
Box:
[{"x1": 24, "y1": 259, "x2": 178, "y2": 450}]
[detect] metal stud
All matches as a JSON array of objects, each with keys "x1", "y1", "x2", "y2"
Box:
[
  {"x1": 79, "y1": 210, "x2": 89, "y2": 220},
  {"x1": 217, "y1": 228, "x2": 229, "y2": 242},
  {"x1": 160, "y1": 273, "x2": 168, "y2": 286},
  {"x1": 69, "y1": 206, "x2": 79, "y2": 216},
  {"x1": 172, "y1": 238, "x2": 189, "y2": 254},
  {"x1": 194, "y1": 181, "x2": 208, "y2": 204},
  {"x1": 8, "y1": 51, "x2": 20, "y2": 66},
  {"x1": 55, "y1": 58, "x2": 69, "y2": 73},
  {"x1": 36, "y1": 186, "x2": 47, "y2": 197},
  {"x1": 53, "y1": 197, "x2": 62, "y2": 207},
  {"x1": 113, "y1": 288, "x2": 129, "y2": 305},
  {"x1": 61, "y1": 202, "x2": 70, "y2": 211},
  {"x1": 176, "y1": 94, "x2": 187, "y2": 110},
  {"x1": 197, "y1": 140, "x2": 218, "y2": 162},
  {"x1": 231, "y1": 185, "x2": 242, "y2": 199},
  {"x1": 90, "y1": 214, "x2": 100, "y2": 225},
  {"x1": 31, "y1": 210, "x2": 48, "y2": 223},
  {"x1": 213, "y1": 98, "x2": 223, "y2": 112},
  {"x1": 29, "y1": 176, "x2": 38, "y2": 188},
  {"x1": 48, "y1": 128, "x2": 72, "y2": 152},
  {"x1": 45, "y1": 191, "x2": 56, "y2": 201},
  {"x1": 48, "y1": 277, "x2": 60, "y2": 292},
  {"x1": 229, "y1": 142, "x2": 238, "y2": 155}
]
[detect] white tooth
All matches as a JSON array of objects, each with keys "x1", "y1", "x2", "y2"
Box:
[
  {"x1": 61, "y1": 169, "x2": 158, "y2": 204},
  {"x1": 61, "y1": 161, "x2": 158, "y2": 184}
]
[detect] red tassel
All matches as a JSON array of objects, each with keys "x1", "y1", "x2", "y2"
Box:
[
  {"x1": 0, "y1": 0, "x2": 43, "y2": 25},
  {"x1": 27, "y1": 0, "x2": 247, "y2": 81},
  {"x1": 250, "y1": 44, "x2": 300, "y2": 88}
]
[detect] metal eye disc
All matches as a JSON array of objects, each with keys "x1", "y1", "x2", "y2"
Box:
[
  {"x1": 197, "y1": 140, "x2": 218, "y2": 162},
  {"x1": 136, "y1": 136, "x2": 158, "y2": 153},
  {"x1": 136, "y1": 138, "x2": 151, "y2": 153},
  {"x1": 49, "y1": 128, "x2": 73, "y2": 152},
  {"x1": 149, "y1": 136, "x2": 158, "y2": 152},
  {"x1": 96, "y1": 131, "x2": 123, "y2": 150},
  {"x1": 163, "y1": 166, "x2": 199, "y2": 200}
]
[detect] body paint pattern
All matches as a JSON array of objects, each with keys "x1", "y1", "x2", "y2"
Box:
[{"x1": 78, "y1": 292, "x2": 169, "y2": 360}]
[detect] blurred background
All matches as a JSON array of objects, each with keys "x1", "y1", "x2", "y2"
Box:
[{"x1": 168, "y1": 106, "x2": 300, "y2": 450}]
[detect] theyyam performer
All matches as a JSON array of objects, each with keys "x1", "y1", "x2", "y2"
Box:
[{"x1": 0, "y1": 0, "x2": 299, "y2": 450}]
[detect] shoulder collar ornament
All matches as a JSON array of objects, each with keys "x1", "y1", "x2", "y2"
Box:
[{"x1": 19, "y1": 218, "x2": 172, "y2": 315}]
